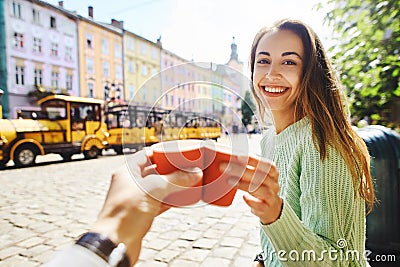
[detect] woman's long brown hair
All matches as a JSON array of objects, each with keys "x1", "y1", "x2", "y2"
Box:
[{"x1": 249, "y1": 19, "x2": 375, "y2": 213}]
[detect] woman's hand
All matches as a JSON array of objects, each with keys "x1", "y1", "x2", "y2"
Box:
[
  {"x1": 221, "y1": 155, "x2": 283, "y2": 225},
  {"x1": 91, "y1": 149, "x2": 203, "y2": 264}
]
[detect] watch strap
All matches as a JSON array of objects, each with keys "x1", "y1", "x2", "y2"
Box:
[{"x1": 76, "y1": 232, "x2": 130, "y2": 267}]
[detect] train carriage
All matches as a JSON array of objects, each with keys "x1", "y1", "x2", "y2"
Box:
[
  {"x1": 104, "y1": 104, "x2": 222, "y2": 154},
  {"x1": 0, "y1": 95, "x2": 109, "y2": 167}
]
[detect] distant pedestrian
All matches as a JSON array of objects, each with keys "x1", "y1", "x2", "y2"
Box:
[{"x1": 154, "y1": 116, "x2": 164, "y2": 141}]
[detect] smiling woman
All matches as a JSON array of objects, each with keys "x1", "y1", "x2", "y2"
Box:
[
  {"x1": 228, "y1": 19, "x2": 376, "y2": 266},
  {"x1": 252, "y1": 29, "x2": 304, "y2": 131}
]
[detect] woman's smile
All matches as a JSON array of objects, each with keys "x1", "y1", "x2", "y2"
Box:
[{"x1": 261, "y1": 85, "x2": 290, "y2": 95}]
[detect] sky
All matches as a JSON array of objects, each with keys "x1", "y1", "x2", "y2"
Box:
[{"x1": 44, "y1": 0, "x2": 332, "y2": 66}]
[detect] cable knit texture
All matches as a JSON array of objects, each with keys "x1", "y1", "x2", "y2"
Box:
[{"x1": 259, "y1": 117, "x2": 367, "y2": 266}]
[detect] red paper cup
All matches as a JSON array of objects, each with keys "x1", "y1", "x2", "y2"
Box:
[
  {"x1": 201, "y1": 141, "x2": 244, "y2": 206},
  {"x1": 150, "y1": 140, "x2": 204, "y2": 206},
  {"x1": 150, "y1": 139, "x2": 257, "y2": 207}
]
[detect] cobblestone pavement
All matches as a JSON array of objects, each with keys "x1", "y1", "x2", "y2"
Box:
[{"x1": 0, "y1": 134, "x2": 263, "y2": 267}]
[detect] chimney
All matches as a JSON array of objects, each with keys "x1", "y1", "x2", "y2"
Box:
[
  {"x1": 88, "y1": 6, "x2": 93, "y2": 19},
  {"x1": 58, "y1": 1, "x2": 63, "y2": 7},
  {"x1": 111, "y1": 19, "x2": 124, "y2": 29},
  {"x1": 156, "y1": 36, "x2": 162, "y2": 47}
]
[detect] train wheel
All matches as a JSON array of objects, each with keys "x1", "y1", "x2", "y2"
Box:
[
  {"x1": 114, "y1": 146, "x2": 123, "y2": 155},
  {"x1": 14, "y1": 145, "x2": 37, "y2": 167},
  {"x1": 84, "y1": 146, "x2": 100, "y2": 159},
  {"x1": 61, "y1": 153, "x2": 73, "y2": 161}
]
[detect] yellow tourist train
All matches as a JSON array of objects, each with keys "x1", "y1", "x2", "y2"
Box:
[
  {"x1": 104, "y1": 104, "x2": 222, "y2": 154},
  {"x1": 0, "y1": 94, "x2": 222, "y2": 167},
  {"x1": 0, "y1": 95, "x2": 109, "y2": 167}
]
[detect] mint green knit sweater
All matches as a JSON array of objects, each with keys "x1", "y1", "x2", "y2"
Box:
[{"x1": 259, "y1": 117, "x2": 367, "y2": 266}]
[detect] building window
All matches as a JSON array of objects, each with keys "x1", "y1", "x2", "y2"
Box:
[
  {"x1": 115, "y1": 43, "x2": 121, "y2": 58},
  {"x1": 153, "y1": 88, "x2": 157, "y2": 102},
  {"x1": 127, "y1": 37, "x2": 134, "y2": 51},
  {"x1": 88, "y1": 83, "x2": 94, "y2": 98},
  {"x1": 101, "y1": 39, "x2": 108, "y2": 54},
  {"x1": 32, "y1": 8, "x2": 41, "y2": 24},
  {"x1": 129, "y1": 85, "x2": 134, "y2": 99},
  {"x1": 66, "y1": 74, "x2": 73, "y2": 91},
  {"x1": 12, "y1": 2, "x2": 22, "y2": 18},
  {"x1": 103, "y1": 61, "x2": 109, "y2": 77},
  {"x1": 116, "y1": 65, "x2": 122, "y2": 80},
  {"x1": 141, "y1": 64, "x2": 147, "y2": 76},
  {"x1": 86, "y1": 58, "x2": 94, "y2": 74},
  {"x1": 65, "y1": 46, "x2": 73, "y2": 61},
  {"x1": 142, "y1": 87, "x2": 146, "y2": 101},
  {"x1": 50, "y1": 42, "x2": 58, "y2": 57},
  {"x1": 34, "y1": 68, "x2": 42, "y2": 85},
  {"x1": 51, "y1": 71, "x2": 59, "y2": 90},
  {"x1": 86, "y1": 33, "x2": 93, "y2": 48},
  {"x1": 50, "y1": 16, "x2": 56, "y2": 29},
  {"x1": 152, "y1": 48, "x2": 157, "y2": 59},
  {"x1": 15, "y1": 65, "x2": 24, "y2": 85},
  {"x1": 33, "y1": 37, "x2": 42, "y2": 53},
  {"x1": 140, "y1": 43, "x2": 146, "y2": 55},
  {"x1": 13, "y1": 32, "x2": 24, "y2": 48},
  {"x1": 128, "y1": 61, "x2": 135, "y2": 73}
]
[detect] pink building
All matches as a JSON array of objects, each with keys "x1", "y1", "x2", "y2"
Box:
[{"x1": 4, "y1": 0, "x2": 79, "y2": 117}]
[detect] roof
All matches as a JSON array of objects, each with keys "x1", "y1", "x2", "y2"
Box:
[{"x1": 37, "y1": 95, "x2": 104, "y2": 105}]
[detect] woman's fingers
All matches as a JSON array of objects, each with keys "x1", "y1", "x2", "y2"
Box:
[
  {"x1": 237, "y1": 155, "x2": 279, "y2": 182},
  {"x1": 221, "y1": 160, "x2": 278, "y2": 194},
  {"x1": 243, "y1": 193, "x2": 283, "y2": 225}
]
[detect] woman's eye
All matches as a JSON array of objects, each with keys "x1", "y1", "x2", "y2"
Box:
[
  {"x1": 283, "y1": 60, "x2": 296, "y2": 65},
  {"x1": 257, "y1": 59, "x2": 270, "y2": 64}
]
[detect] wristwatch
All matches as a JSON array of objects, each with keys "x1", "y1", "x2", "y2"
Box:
[{"x1": 76, "y1": 232, "x2": 130, "y2": 267}]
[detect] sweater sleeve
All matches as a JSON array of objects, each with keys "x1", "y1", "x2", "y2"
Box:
[{"x1": 260, "y1": 138, "x2": 366, "y2": 266}]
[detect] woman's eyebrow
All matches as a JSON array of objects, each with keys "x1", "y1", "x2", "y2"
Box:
[
  {"x1": 257, "y1": 51, "x2": 270, "y2": 56},
  {"x1": 282, "y1": 51, "x2": 302, "y2": 59},
  {"x1": 257, "y1": 51, "x2": 302, "y2": 59}
]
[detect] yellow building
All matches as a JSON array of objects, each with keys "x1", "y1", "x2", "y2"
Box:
[
  {"x1": 124, "y1": 31, "x2": 161, "y2": 106},
  {"x1": 77, "y1": 7, "x2": 123, "y2": 101}
]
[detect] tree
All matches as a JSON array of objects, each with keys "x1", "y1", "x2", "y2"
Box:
[
  {"x1": 241, "y1": 90, "x2": 257, "y2": 127},
  {"x1": 321, "y1": 0, "x2": 400, "y2": 128}
]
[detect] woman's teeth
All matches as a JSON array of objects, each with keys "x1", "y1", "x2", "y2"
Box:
[{"x1": 263, "y1": 87, "x2": 287, "y2": 93}]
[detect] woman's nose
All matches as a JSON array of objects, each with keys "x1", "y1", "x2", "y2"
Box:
[{"x1": 265, "y1": 65, "x2": 281, "y2": 80}]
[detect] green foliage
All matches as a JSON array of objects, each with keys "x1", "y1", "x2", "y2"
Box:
[
  {"x1": 27, "y1": 89, "x2": 54, "y2": 102},
  {"x1": 241, "y1": 90, "x2": 256, "y2": 127},
  {"x1": 322, "y1": 0, "x2": 400, "y2": 128},
  {"x1": 27, "y1": 85, "x2": 70, "y2": 103}
]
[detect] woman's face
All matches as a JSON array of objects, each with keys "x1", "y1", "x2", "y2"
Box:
[{"x1": 253, "y1": 29, "x2": 304, "y2": 116}]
